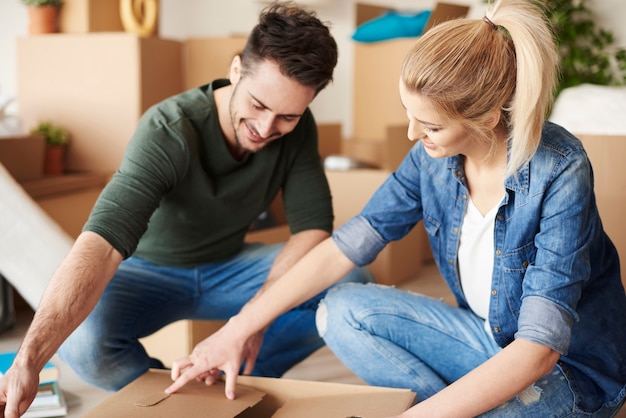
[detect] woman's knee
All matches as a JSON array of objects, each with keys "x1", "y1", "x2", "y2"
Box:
[{"x1": 316, "y1": 282, "x2": 379, "y2": 338}]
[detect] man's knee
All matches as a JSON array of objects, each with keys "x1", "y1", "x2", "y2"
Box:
[
  {"x1": 59, "y1": 338, "x2": 113, "y2": 390},
  {"x1": 59, "y1": 331, "x2": 146, "y2": 392}
]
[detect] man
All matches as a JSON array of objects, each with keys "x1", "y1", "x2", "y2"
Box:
[{"x1": 0, "y1": 3, "x2": 372, "y2": 416}]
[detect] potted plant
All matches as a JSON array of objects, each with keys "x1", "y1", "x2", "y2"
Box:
[
  {"x1": 30, "y1": 121, "x2": 70, "y2": 175},
  {"x1": 550, "y1": 0, "x2": 626, "y2": 95},
  {"x1": 20, "y1": 0, "x2": 64, "y2": 35},
  {"x1": 483, "y1": 0, "x2": 626, "y2": 97}
]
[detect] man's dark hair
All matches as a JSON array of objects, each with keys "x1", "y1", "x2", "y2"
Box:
[{"x1": 241, "y1": 1, "x2": 338, "y2": 94}]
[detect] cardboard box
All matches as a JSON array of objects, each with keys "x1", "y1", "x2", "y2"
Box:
[
  {"x1": 352, "y1": 36, "x2": 414, "y2": 142},
  {"x1": 342, "y1": 124, "x2": 415, "y2": 171},
  {"x1": 352, "y1": 3, "x2": 469, "y2": 142},
  {"x1": 577, "y1": 134, "x2": 626, "y2": 287},
  {"x1": 183, "y1": 36, "x2": 248, "y2": 90},
  {"x1": 0, "y1": 134, "x2": 45, "y2": 181},
  {"x1": 316, "y1": 122, "x2": 343, "y2": 160},
  {"x1": 327, "y1": 168, "x2": 430, "y2": 285},
  {"x1": 83, "y1": 369, "x2": 416, "y2": 417},
  {"x1": 17, "y1": 34, "x2": 182, "y2": 172},
  {"x1": 140, "y1": 320, "x2": 226, "y2": 369},
  {"x1": 59, "y1": 0, "x2": 125, "y2": 33}
]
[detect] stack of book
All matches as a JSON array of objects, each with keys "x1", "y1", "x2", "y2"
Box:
[{"x1": 0, "y1": 351, "x2": 67, "y2": 417}]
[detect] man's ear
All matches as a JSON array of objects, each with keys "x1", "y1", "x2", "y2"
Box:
[{"x1": 229, "y1": 55, "x2": 242, "y2": 85}]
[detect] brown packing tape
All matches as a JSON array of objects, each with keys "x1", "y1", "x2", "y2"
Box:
[{"x1": 135, "y1": 392, "x2": 170, "y2": 407}]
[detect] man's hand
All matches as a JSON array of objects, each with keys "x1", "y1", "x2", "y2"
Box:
[
  {"x1": 165, "y1": 320, "x2": 264, "y2": 400},
  {"x1": 0, "y1": 366, "x2": 40, "y2": 418}
]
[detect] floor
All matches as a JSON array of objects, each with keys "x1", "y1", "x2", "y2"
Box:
[
  {"x1": 0, "y1": 311, "x2": 108, "y2": 416},
  {"x1": 1, "y1": 262, "x2": 624, "y2": 417}
]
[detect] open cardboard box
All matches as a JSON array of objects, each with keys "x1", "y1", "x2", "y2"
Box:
[{"x1": 83, "y1": 369, "x2": 416, "y2": 418}]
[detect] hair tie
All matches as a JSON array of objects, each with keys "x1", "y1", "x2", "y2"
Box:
[{"x1": 483, "y1": 15, "x2": 498, "y2": 30}]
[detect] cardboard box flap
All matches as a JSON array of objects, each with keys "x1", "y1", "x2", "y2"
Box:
[
  {"x1": 272, "y1": 392, "x2": 416, "y2": 418},
  {"x1": 83, "y1": 369, "x2": 265, "y2": 418},
  {"x1": 235, "y1": 375, "x2": 415, "y2": 417}
]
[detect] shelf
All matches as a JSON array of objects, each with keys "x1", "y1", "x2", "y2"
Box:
[{"x1": 20, "y1": 172, "x2": 110, "y2": 199}]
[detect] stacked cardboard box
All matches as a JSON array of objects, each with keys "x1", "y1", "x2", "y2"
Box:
[
  {"x1": 351, "y1": 2, "x2": 470, "y2": 143},
  {"x1": 17, "y1": 34, "x2": 182, "y2": 173},
  {"x1": 59, "y1": 0, "x2": 125, "y2": 33}
]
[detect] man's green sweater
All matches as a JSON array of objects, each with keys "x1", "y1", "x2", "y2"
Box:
[{"x1": 83, "y1": 80, "x2": 333, "y2": 267}]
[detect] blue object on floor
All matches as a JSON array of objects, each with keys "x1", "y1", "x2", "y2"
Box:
[{"x1": 352, "y1": 9, "x2": 431, "y2": 43}]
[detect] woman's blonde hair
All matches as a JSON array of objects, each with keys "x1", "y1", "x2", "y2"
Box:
[{"x1": 401, "y1": 0, "x2": 559, "y2": 177}]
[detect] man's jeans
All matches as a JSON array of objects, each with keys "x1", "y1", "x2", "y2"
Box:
[
  {"x1": 58, "y1": 243, "x2": 373, "y2": 391},
  {"x1": 317, "y1": 283, "x2": 626, "y2": 417}
]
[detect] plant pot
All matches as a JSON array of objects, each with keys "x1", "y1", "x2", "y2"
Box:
[
  {"x1": 27, "y1": 6, "x2": 60, "y2": 35},
  {"x1": 44, "y1": 145, "x2": 65, "y2": 176}
]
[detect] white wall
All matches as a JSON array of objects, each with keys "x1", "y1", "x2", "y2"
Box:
[
  {"x1": 1, "y1": 0, "x2": 625, "y2": 138},
  {"x1": 0, "y1": 1, "x2": 28, "y2": 115}
]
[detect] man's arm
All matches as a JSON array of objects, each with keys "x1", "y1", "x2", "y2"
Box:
[{"x1": 0, "y1": 231, "x2": 123, "y2": 418}]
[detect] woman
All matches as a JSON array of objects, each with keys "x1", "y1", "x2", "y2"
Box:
[{"x1": 166, "y1": 0, "x2": 626, "y2": 416}]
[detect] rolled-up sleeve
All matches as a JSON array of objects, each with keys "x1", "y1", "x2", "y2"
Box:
[
  {"x1": 515, "y1": 295, "x2": 575, "y2": 354},
  {"x1": 332, "y1": 215, "x2": 387, "y2": 267}
]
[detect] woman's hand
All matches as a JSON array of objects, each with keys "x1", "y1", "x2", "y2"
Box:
[{"x1": 165, "y1": 317, "x2": 264, "y2": 400}]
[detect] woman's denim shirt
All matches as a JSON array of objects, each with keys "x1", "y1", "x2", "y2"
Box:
[{"x1": 333, "y1": 122, "x2": 626, "y2": 410}]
